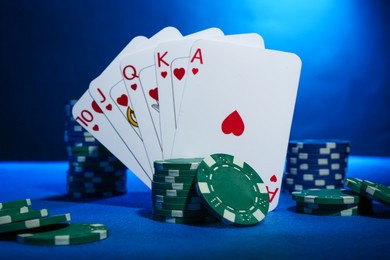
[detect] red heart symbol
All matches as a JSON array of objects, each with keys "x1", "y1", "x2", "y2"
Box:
[
  {"x1": 149, "y1": 88, "x2": 158, "y2": 101},
  {"x1": 91, "y1": 101, "x2": 103, "y2": 114},
  {"x1": 173, "y1": 68, "x2": 185, "y2": 80},
  {"x1": 270, "y1": 175, "x2": 277, "y2": 182},
  {"x1": 106, "y1": 104, "x2": 112, "y2": 111},
  {"x1": 131, "y1": 84, "x2": 137, "y2": 91},
  {"x1": 192, "y1": 68, "x2": 199, "y2": 75},
  {"x1": 92, "y1": 124, "x2": 99, "y2": 131},
  {"x1": 221, "y1": 110, "x2": 245, "y2": 136},
  {"x1": 161, "y1": 71, "x2": 168, "y2": 78},
  {"x1": 117, "y1": 94, "x2": 128, "y2": 107}
]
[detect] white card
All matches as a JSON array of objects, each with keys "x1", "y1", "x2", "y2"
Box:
[
  {"x1": 171, "y1": 40, "x2": 302, "y2": 211},
  {"x1": 89, "y1": 28, "x2": 181, "y2": 178},
  {"x1": 109, "y1": 83, "x2": 142, "y2": 140},
  {"x1": 166, "y1": 33, "x2": 266, "y2": 157},
  {"x1": 120, "y1": 27, "x2": 183, "y2": 165},
  {"x1": 154, "y1": 28, "x2": 224, "y2": 158},
  {"x1": 72, "y1": 91, "x2": 151, "y2": 188}
]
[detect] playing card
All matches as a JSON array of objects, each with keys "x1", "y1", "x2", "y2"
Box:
[
  {"x1": 109, "y1": 83, "x2": 141, "y2": 140},
  {"x1": 171, "y1": 40, "x2": 302, "y2": 211},
  {"x1": 154, "y1": 28, "x2": 224, "y2": 158},
  {"x1": 88, "y1": 35, "x2": 152, "y2": 178},
  {"x1": 72, "y1": 91, "x2": 151, "y2": 188},
  {"x1": 90, "y1": 27, "x2": 181, "y2": 178},
  {"x1": 120, "y1": 27, "x2": 183, "y2": 166},
  {"x1": 164, "y1": 33, "x2": 266, "y2": 158}
]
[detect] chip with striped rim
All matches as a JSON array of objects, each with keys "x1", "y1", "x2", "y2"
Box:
[
  {"x1": 152, "y1": 214, "x2": 218, "y2": 224},
  {"x1": 0, "y1": 199, "x2": 31, "y2": 210},
  {"x1": 0, "y1": 209, "x2": 49, "y2": 225},
  {"x1": 292, "y1": 189, "x2": 359, "y2": 204},
  {"x1": 154, "y1": 158, "x2": 203, "y2": 171},
  {"x1": 17, "y1": 223, "x2": 108, "y2": 246},
  {"x1": 360, "y1": 180, "x2": 390, "y2": 206},
  {"x1": 196, "y1": 154, "x2": 269, "y2": 226},
  {"x1": 0, "y1": 214, "x2": 71, "y2": 234},
  {"x1": 295, "y1": 206, "x2": 358, "y2": 216},
  {"x1": 0, "y1": 206, "x2": 32, "y2": 217}
]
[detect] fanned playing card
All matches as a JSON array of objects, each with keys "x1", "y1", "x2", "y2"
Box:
[{"x1": 171, "y1": 40, "x2": 302, "y2": 211}]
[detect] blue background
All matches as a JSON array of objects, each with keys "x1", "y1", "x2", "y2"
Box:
[{"x1": 1, "y1": 0, "x2": 389, "y2": 160}]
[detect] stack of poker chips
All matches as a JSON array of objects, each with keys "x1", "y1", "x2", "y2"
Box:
[
  {"x1": 151, "y1": 158, "x2": 217, "y2": 224},
  {"x1": 291, "y1": 188, "x2": 372, "y2": 216},
  {"x1": 283, "y1": 139, "x2": 350, "y2": 193},
  {"x1": 0, "y1": 198, "x2": 109, "y2": 246},
  {"x1": 65, "y1": 100, "x2": 127, "y2": 199}
]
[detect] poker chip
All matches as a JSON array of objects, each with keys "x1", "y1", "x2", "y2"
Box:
[
  {"x1": 0, "y1": 206, "x2": 32, "y2": 217},
  {"x1": 288, "y1": 139, "x2": 351, "y2": 154},
  {"x1": 17, "y1": 223, "x2": 109, "y2": 246},
  {"x1": 360, "y1": 180, "x2": 390, "y2": 206},
  {"x1": 151, "y1": 181, "x2": 194, "y2": 191},
  {"x1": 295, "y1": 206, "x2": 358, "y2": 216},
  {"x1": 152, "y1": 175, "x2": 195, "y2": 184},
  {"x1": 296, "y1": 202, "x2": 357, "y2": 210},
  {"x1": 152, "y1": 215, "x2": 218, "y2": 225},
  {"x1": 0, "y1": 197, "x2": 109, "y2": 246},
  {"x1": 291, "y1": 189, "x2": 359, "y2": 205},
  {"x1": 154, "y1": 158, "x2": 203, "y2": 171},
  {"x1": 196, "y1": 153, "x2": 269, "y2": 226},
  {"x1": 154, "y1": 169, "x2": 198, "y2": 177},
  {"x1": 0, "y1": 209, "x2": 49, "y2": 225},
  {"x1": 0, "y1": 199, "x2": 31, "y2": 210},
  {"x1": 0, "y1": 214, "x2": 71, "y2": 234},
  {"x1": 154, "y1": 201, "x2": 204, "y2": 211},
  {"x1": 65, "y1": 100, "x2": 127, "y2": 199},
  {"x1": 152, "y1": 188, "x2": 198, "y2": 197},
  {"x1": 283, "y1": 139, "x2": 350, "y2": 193},
  {"x1": 153, "y1": 195, "x2": 202, "y2": 204},
  {"x1": 151, "y1": 157, "x2": 216, "y2": 225}
]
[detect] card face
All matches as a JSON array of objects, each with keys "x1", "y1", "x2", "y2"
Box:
[
  {"x1": 171, "y1": 40, "x2": 302, "y2": 211},
  {"x1": 120, "y1": 27, "x2": 183, "y2": 166},
  {"x1": 72, "y1": 91, "x2": 151, "y2": 188},
  {"x1": 89, "y1": 35, "x2": 153, "y2": 178},
  {"x1": 109, "y1": 82, "x2": 142, "y2": 140},
  {"x1": 154, "y1": 28, "x2": 224, "y2": 158},
  {"x1": 166, "y1": 34, "x2": 266, "y2": 158}
]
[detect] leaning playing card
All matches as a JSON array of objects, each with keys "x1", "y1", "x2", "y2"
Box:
[{"x1": 171, "y1": 40, "x2": 302, "y2": 211}]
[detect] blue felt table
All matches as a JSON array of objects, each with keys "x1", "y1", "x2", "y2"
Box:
[{"x1": 0, "y1": 156, "x2": 389, "y2": 259}]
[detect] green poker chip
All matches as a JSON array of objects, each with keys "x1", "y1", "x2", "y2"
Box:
[
  {"x1": 17, "y1": 223, "x2": 108, "y2": 246},
  {"x1": 361, "y1": 180, "x2": 390, "y2": 206},
  {"x1": 0, "y1": 214, "x2": 71, "y2": 234},
  {"x1": 154, "y1": 201, "x2": 204, "y2": 211},
  {"x1": 196, "y1": 153, "x2": 269, "y2": 226},
  {"x1": 0, "y1": 206, "x2": 32, "y2": 217},
  {"x1": 154, "y1": 158, "x2": 203, "y2": 171},
  {"x1": 153, "y1": 169, "x2": 198, "y2": 177},
  {"x1": 0, "y1": 199, "x2": 31, "y2": 210},
  {"x1": 295, "y1": 206, "x2": 358, "y2": 216},
  {"x1": 0, "y1": 209, "x2": 49, "y2": 225},
  {"x1": 295, "y1": 202, "x2": 357, "y2": 210},
  {"x1": 153, "y1": 195, "x2": 202, "y2": 204},
  {"x1": 152, "y1": 214, "x2": 218, "y2": 225},
  {"x1": 292, "y1": 189, "x2": 359, "y2": 204},
  {"x1": 152, "y1": 208, "x2": 211, "y2": 218},
  {"x1": 152, "y1": 175, "x2": 195, "y2": 184},
  {"x1": 152, "y1": 189, "x2": 198, "y2": 197},
  {"x1": 151, "y1": 181, "x2": 194, "y2": 191}
]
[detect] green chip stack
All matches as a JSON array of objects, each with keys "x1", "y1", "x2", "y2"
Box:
[
  {"x1": 291, "y1": 188, "x2": 372, "y2": 216},
  {"x1": 283, "y1": 139, "x2": 351, "y2": 193},
  {"x1": 151, "y1": 158, "x2": 218, "y2": 224},
  {"x1": 0, "y1": 198, "x2": 109, "y2": 246},
  {"x1": 65, "y1": 100, "x2": 127, "y2": 199}
]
